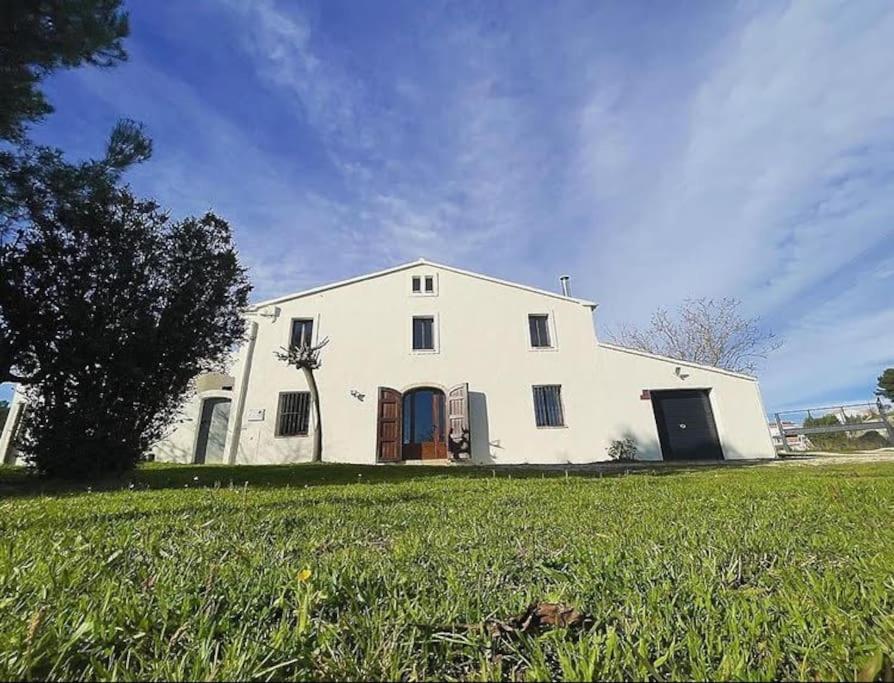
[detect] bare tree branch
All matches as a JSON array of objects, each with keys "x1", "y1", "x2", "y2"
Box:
[{"x1": 606, "y1": 297, "x2": 781, "y2": 374}]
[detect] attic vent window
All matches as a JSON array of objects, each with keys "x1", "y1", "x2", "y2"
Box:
[{"x1": 410, "y1": 273, "x2": 438, "y2": 296}]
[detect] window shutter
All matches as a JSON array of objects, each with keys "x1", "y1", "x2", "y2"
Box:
[
  {"x1": 447, "y1": 383, "x2": 471, "y2": 459},
  {"x1": 376, "y1": 387, "x2": 402, "y2": 462}
]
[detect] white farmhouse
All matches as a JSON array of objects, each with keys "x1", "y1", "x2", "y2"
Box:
[{"x1": 1, "y1": 259, "x2": 777, "y2": 466}]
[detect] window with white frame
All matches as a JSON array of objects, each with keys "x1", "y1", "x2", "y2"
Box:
[
  {"x1": 532, "y1": 385, "x2": 565, "y2": 427},
  {"x1": 290, "y1": 318, "x2": 314, "y2": 349},
  {"x1": 276, "y1": 391, "x2": 311, "y2": 436},
  {"x1": 528, "y1": 314, "x2": 552, "y2": 348},
  {"x1": 410, "y1": 273, "x2": 438, "y2": 296},
  {"x1": 412, "y1": 316, "x2": 435, "y2": 351}
]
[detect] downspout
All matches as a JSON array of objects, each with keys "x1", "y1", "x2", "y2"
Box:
[
  {"x1": 225, "y1": 320, "x2": 258, "y2": 465},
  {"x1": 0, "y1": 388, "x2": 26, "y2": 465}
]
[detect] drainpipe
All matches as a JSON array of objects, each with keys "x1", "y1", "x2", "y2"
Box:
[
  {"x1": 0, "y1": 388, "x2": 26, "y2": 465},
  {"x1": 224, "y1": 320, "x2": 258, "y2": 465}
]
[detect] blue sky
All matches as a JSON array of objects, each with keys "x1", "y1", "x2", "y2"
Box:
[{"x1": 3, "y1": 0, "x2": 893, "y2": 412}]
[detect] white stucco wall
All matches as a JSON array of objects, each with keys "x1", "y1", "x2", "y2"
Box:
[
  {"x1": 0, "y1": 261, "x2": 778, "y2": 468},
  {"x1": 221, "y1": 262, "x2": 605, "y2": 465},
  {"x1": 0, "y1": 387, "x2": 27, "y2": 466},
  {"x1": 594, "y1": 344, "x2": 777, "y2": 461},
  {"x1": 152, "y1": 260, "x2": 778, "y2": 466},
  {"x1": 150, "y1": 388, "x2": 235, "y2": 464}
]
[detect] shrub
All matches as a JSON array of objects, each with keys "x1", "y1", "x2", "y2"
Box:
[
  {"x1": 607, "y1": 437, "x2": 638, "y2": 462},
  {"x1": 853, "y1": 431, "x2": 890, "y2": 451}
]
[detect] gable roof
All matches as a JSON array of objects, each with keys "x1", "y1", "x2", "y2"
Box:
[{"x1": 248, "y1": 258, "x2": 598, "y2": 310}]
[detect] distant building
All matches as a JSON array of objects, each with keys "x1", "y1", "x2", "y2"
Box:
[{"x1": 768, "y1": 421, "x2": 811, "y2": 451}]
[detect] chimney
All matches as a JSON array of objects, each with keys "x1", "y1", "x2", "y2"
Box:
[{"x1": 559, "y1": 275, "x2": 571, "y2": 297}]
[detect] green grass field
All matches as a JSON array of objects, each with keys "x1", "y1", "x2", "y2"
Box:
[{"x1": 1, "y1": 461, "x2": 893, "y2": 681}]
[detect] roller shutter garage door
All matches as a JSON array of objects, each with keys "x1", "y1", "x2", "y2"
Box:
[{"x1": 651, "y1": 389, "x2": 724, "y2": 461}]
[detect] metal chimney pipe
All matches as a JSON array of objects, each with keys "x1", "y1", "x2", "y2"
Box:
[{"x1": 559, "y1": 275, "x2": 571, "y2": 297}]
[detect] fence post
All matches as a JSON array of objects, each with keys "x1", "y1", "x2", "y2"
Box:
[
  {"x1": 876, "y1": 399, "x2": 894, "y2": 445},
  {"x1": 775, "y1": 413, "x2": 791, "y2": 453},
  {"x1": 840, "y1": 407, "x2": 852, "y2": 441}
]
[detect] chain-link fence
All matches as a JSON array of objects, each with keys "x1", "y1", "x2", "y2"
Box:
[{"x1": 772, "y1": 399, "x2": 894, "y2": 453}]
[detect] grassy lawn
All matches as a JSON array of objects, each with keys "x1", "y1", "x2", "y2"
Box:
[{"x1": 1, "y1": 462, "x2": 893, "y2": 681}]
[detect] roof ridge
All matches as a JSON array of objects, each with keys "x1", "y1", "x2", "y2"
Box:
[{"x1": 248, "y1": 259, "x2": 598, "y2": 310}]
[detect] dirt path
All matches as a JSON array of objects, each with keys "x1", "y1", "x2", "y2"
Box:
[{"x1": 769, "y1": 451, "x2": 894, "y2": 466}]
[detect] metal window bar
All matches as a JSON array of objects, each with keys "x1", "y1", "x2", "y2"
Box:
[
  {"x1": 533, "y1": 385, "x2": 563, "y2": 427},
  {"x1": 278, "y1": 392, "x2": 310, "y2": 436}
]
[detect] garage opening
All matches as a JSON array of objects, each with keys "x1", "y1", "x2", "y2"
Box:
[{"x1": 651, "y1": 389, "x2": 723, "y2": 461}]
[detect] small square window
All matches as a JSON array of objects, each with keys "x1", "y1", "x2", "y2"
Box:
[
  {"x1": 412, "y1": 316, "x2": 435, "y2": 350},
  {"x1": 533, "y1": 385, "x2": 564, "y2": 427},
  {"x1": 424, "y1": 276, "x2": 434, "y2": 292},
  {"x1": 412, "y1": 276, "x2": 421, "y2": 292},
  {"x1": 529, "y1": 314, "x2": 551, "y2": 348}
]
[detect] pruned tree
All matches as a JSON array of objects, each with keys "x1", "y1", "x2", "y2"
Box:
[
  {"x1": 276, "y1": 338, "x2": 329, "y2": 463},
  {"x1": 876, "y1": 368, "x2": 894, "y2": 402},
  {"x1": 607, "y1": 297, "x2": 781, "y2": 374},
  {"x1": 0, "y1": 0, "x2": 129, "y2": 142}
]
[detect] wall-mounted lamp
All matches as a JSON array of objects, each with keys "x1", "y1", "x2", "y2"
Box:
[
  {"x1": 257, "y1": 305, "x2": 281, "y2": 321},
  {"x1": 675, "y1": 366, "x2": 690, "y2": 380},
  {"x1": 350, "y1": 389, "x2": 365, "y2": 401}
]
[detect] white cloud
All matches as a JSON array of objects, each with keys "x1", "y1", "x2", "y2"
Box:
[
  {"x1": 571, "y1": 1, "x2": 894, "y2": 407},
  {"x1": 45, "y1": 0, "x2": 893, "y2": 411}
]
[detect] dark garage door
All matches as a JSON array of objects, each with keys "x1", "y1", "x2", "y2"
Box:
[{"x1": 651, "y1": 389, "x2": 724, "y2": 461}]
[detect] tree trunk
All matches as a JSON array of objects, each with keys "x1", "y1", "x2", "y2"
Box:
[{"x1": 302, "y1": 366, "x2": 322, "y2": 462}]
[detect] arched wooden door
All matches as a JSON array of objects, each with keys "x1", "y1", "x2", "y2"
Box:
[{"x1": 402, "y1": 387, "x2": 447, "y2": 460}]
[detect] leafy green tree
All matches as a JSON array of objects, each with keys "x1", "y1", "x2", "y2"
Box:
[
  {"x1": 1, "y1": 121, "x2": 151, "y2": 385},
  {"x1": 0, "y1": 0, "x2": 129, "y2": 142},
  {"x1": 0, "y1": 1, "x2": 251, "y2": 479},
  {"x1": 876, "y1": 368, "x2": 894, "y2": 402},
  {"x1": 5, "y1": 135, "x2": 250, "y2": 478}
]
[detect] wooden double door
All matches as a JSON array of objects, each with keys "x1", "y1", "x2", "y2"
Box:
[{"x1": 376, "y1": 384, "x2": 471, "y2": 462}]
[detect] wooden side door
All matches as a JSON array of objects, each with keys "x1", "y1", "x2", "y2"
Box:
[
  {"x1": 376, "y1": 387, "x2": 403, "y2": 462},
  {"x1": 447, "y1": 383, "x2": 471, "y2": 459}
]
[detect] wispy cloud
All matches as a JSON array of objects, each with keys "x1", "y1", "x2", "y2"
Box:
[{"x1": 21, "y1": 0, "x2": 894, "y2": 411}]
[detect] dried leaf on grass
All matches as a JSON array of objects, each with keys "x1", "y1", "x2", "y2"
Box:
[{"x1": 489, "y1": 602, "x2": 592, "y2": 638}]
